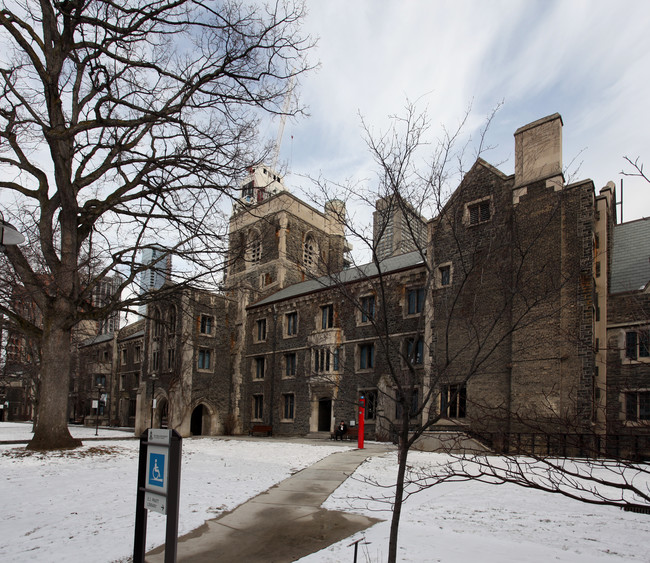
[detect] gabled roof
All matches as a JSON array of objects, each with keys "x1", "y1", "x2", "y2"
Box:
[
  {"x1": 610, "y1": 217, "x2": 650, "y2": 293},
  {"x1": 250, "y1": 251, "x2": 426, "y2": 308}
]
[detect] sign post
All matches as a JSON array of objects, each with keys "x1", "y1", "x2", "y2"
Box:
[
  {"x1": 358, "y1": 395, "x2": 365, "y2": 449},
  {"x1": 134, "y1": 429, "x2": 182, "y2": 563}
]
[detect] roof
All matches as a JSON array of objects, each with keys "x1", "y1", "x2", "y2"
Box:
[
  {"x1": 610, "y1": 217, "x2": 650, "y2": 293},
  {"x1": 250, "y1": 251, "x2": 426, "y2": 308}
]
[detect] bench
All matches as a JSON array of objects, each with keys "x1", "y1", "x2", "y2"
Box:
[
  {"x1": 249, "y1": 425, "x2": 273, "y2": 437},
  {"x1": 331, "y1": 427, "x2": 360, "y2": 441}
]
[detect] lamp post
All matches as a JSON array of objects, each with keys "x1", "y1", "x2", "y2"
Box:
[
  {"x1": 0, "y1": 211, "x2": 25, "y2": 253},
  {"x1": 95, "y1": 384, "x2": 103, "y2": 436},
  {"x1": 150, "y1": 375, "x2": 158, "y2": 429}
]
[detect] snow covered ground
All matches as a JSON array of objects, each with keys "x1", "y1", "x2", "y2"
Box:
[{"x1": 2, "y1": 421, "x2": 649, "y2": 563}]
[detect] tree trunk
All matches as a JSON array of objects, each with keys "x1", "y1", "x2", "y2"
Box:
[
  {"x1": 388, "y1": 419, "x2": 411, "y2": 563},
  {"x1": 26, "y1": 320, "x2": 81, "y2": 450}
]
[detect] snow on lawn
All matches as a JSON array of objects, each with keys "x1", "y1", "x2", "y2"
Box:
[
  {"x1": 0, "y1": 422, "x2": 345, "y2": 563},
  {"x1": 297, "y1": 451, "x2": 650, "y2": 563},
  {"x1": 3, "y1": 421, "x2": 650, "y2": 563}
]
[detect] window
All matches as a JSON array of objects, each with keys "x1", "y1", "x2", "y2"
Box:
[
  {"x1": 303, "y1": 236, "x2": 317, "y2": 269},
  {"x1": 168, "y1": 307, "x2": 176, "y2": 334},
  {"x1": 253, "y1": 395, "x2": 264, "y2": 420},
  {"x1": 321, "y1": 304, "x2": 334, "y2": 329},
  {"x1": 360, "y1": 296, "x2": 375, "y2": 323},
  {"x1": 198, "y1": 348, "x2": 211, "y2": 370},
  {"x1": 282, "y1": 394, "x2": 295, "y2": 420},
  {"x1": 249, "y1": 238, "x2": 262, "y2": 264},
  {"x1": 314, "y1": 348, "x2": 331, "y2": 372},
  {"x1": 361, "y1": 390, "x2": 377, "y2": 420},
  {"x1": 596, "y1": 261, "x2": 601, "y2": 278},
  {"x1": 286, "y1": 312, "x2": 298, "y2": 336},
  {"x1": 441, "y1": 384, "x2": 467, "y2": 418},
  {"x1": 625, "y1": 391, "x2": 650, "y2": 421},
  {"x1": 440, "y1": 265, "x2": 451, "y2": 286},
  {"x1": 396, "y1": 388, "x2": 419, "y2": 419},
  {"x1": 406, "y1": 338, "x2": 424, "y2": 365},
  {"x1": 256, "y1": 318, "x2": 267, "y2": 341},
  {"x1": 285, "y1": 353, "x2": 297, "y2": 377},
  {"x1": 121, "y1": 348, "x2": 127, "y2": 365},
  {"x1": 153, "y1": 308, "x2": 162, "y2": 338},
  {"x1": 468, "y1": 200, "x2": 490, "y2": 225},
  {"x1": 255, "y1": 357, "x2": 265, "y2": 379},
  {"x1": 407, "y1": 288, "x2": 425, "y2": 315},
  {"x1": 152, "y1": 350, "x2": 160, "y2": 371},
  {"x1": 134, "y1": 346, "x2": 141, "y2": 364},
  {"x1": 167, "y1": 347, "x2": 175, "y2": 369},
  {"x1": 626, "y1": 330, "x2": 650, "y2": 360},
  {"x1": 200, "y1": 315, "x2": 213, "y2": 335},
  {"x1": 359, "y1": 343, "x2": 375, "y2": 370}
]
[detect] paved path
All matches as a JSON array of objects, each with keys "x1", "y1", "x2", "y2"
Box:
[{"x1": 146, "y1": 442, "x2": 391, "y2": 562}]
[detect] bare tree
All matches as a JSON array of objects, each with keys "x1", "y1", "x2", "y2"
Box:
[
  {"x1": 0, "y1": 0, "x2": 313, "y2": 450},
  {"x1": 305, "y1": 105, "x2": 640, "y2": 562}
]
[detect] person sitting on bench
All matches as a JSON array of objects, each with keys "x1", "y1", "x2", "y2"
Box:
[{"x1": 334, "y1": 420, "x2": 347, "y2": 440}]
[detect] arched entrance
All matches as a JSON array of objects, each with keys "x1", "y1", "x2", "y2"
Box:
[
  {"x1": 154, "y1": 398, "x2": 168, "y2": 429},
  {"x1": 318, "y1": 398, "x2": 332, "y2": 432},
  {"x1": 190, "y1": 404, "x2": 205, "y2": 436}
]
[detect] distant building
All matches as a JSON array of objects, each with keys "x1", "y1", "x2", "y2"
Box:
[{"x1": 138, "y1": 246, "x2": 172, "y2": 315}]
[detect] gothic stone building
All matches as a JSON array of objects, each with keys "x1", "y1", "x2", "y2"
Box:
[{"x1": 71, "y1": 113, "x2": 649, "y2": 457}]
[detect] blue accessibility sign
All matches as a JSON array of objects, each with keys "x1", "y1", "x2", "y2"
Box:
[{"x1": 148, "y1": 453, "x2": 165, "y2": 489}]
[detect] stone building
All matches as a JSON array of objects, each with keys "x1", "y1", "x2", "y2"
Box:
[{"x1": 66, "y1": 113, "x2": 650, "y2": 457}]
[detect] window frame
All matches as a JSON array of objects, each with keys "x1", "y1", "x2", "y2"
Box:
[
  {"x1": 197, "y1": 348, "x2": 212, "y2": 370},
  {"x1": 440, "y1": 383, "x2": 467, "y2": 419},
  {"x1": 321, "y1": 304, "x2": 334, "y2": 330},
  {"x1": 254, "y1": 356, "x2": 266, "y2": 379},
  {"x1": 282, "y1": 393, "x2": 295, "y2": 420},
  {"x1": 359, "y1": 342, "x2": 375, "y2": 370},
  {"x1": 253, "y1": 394, "x2": 264, "y2": 421},
  {"x1": 625, "y1": 390, "x2": 650, "y2": 422},
  {"x1": 467, "y1": 198, "x2": 491, "y2": 226},
  {"x1": 284, "y1": 352, "x2": 297, "y2": 378},
  {"x1": 360, "y1": 295, "x2": 376, "y2": 324},
  {"x1": 406, "y1": 288, "x2": 425, "y2": 316},
  {"x1": 285, "y1": 311, "x2": 298, "y2": 337},
  {"x1": 256, "y1": 318, "x2": 267, "y2": 342},
  {"x1": 199, "y1": 314, "x2": 214, "y2": 335}
]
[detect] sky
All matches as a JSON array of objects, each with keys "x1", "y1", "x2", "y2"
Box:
[{"x1": 267, "y1": 0, "x2": 650, "y2": 225}]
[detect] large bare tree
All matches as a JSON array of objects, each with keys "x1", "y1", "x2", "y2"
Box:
[{"x1": 0, "y1": 0, "x2": 313, "y2": 450}]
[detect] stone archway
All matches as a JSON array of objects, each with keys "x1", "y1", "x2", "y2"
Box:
[
  {"x1": 154, "y1": 397, "x2": 168, "y2": 429},
  {"x1": 190, "y1": 404, "x2": 206, "y2": 436}
]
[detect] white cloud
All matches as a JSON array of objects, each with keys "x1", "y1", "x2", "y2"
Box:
[{"x1": 276, "y1": 0, "x2": 650, "y2": 221}]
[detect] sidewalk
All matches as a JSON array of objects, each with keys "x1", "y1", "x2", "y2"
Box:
[{"x1": 146, "y1": 442, "x2": 391, "y2": 562}]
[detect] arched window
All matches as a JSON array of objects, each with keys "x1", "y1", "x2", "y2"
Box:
[
  {"x1": 303, "y1": 235, "x2": 317, "y2": 270},
  {"x1": 167, "y1": 306, "x2": 176, "y2": 335},
  {"x1": 152, "y1": 307, "x2": 162, "y2": 338},
  {"x1": 247, "y1": 230, "x2": 262, "y2": 266}
]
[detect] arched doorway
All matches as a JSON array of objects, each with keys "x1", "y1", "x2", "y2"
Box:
[
  {"x1": 154, "y1": 398, "x2": 168, "y2": 429},
  {"x1": 318, "y1": 398, "x2": 332, "y2": 432},
  {"x1": 190, "y1": 404, "x2": 205, "y2": 436}
]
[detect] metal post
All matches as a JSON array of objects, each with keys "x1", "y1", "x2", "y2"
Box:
[
  {"x1": 358, "y1": 395, "x2": 365, "y2": 449},
  {"x1": 150, "y1": 375, "x2": 157, "y2": 429},
  {"x1": 95, "y1": 385, "x2": 103, "y2": 436},
  {"x1": 133, "y1": 431, "x2": 148, "y2": 563}
]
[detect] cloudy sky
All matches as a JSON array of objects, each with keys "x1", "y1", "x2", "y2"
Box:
[{"x1": 266, "y1": 0, "x2": 649, "y2": 224}]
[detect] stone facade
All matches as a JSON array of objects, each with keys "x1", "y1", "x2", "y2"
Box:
[{"x1": 63, "y1": 114, "x2": 650, "y2": 457}]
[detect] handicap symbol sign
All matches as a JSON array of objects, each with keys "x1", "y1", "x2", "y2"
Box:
[{"x1": 148, "y1": 453, "x2": 165, "y2": 488}]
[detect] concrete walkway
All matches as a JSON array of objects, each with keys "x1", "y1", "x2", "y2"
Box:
[{"x1": 146, "y1": 442, "x2": 391, "y2": 562}]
